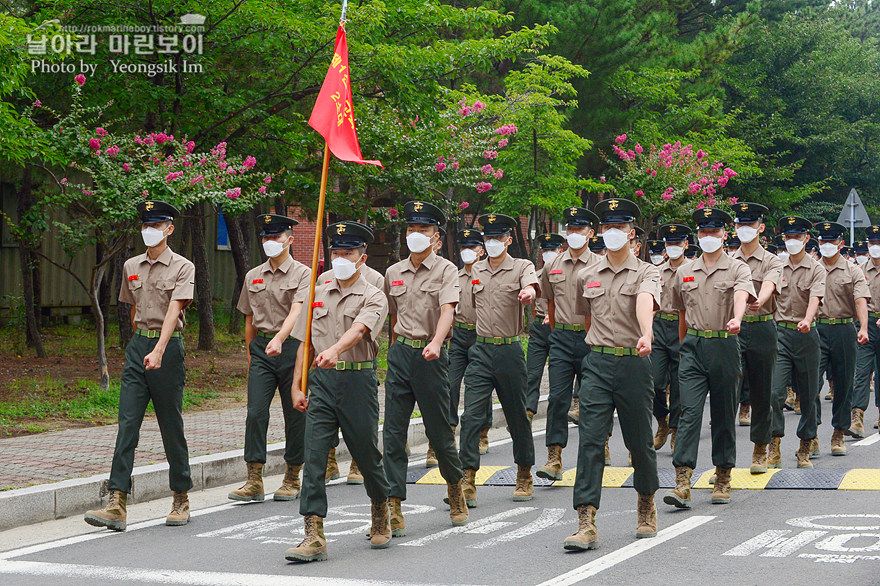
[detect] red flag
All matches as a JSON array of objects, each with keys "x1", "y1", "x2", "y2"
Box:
[{"x1": 308, "y1": 26, "x2": 382, "y2": 167}]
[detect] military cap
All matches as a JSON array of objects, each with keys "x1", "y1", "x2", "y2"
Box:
[
  {"x1": 562, "y1": 206, "x2": 599, "y2": 227},
  {"x1": 774, "y1": 234, "x2": 786, "y2": 248},
  {"x1": 537, "y1": 233, "x2": 565, "y2": 250},
  {"x1": 479, "y1": 213, "x2": 517, "y2": 236},
  {"x1": 727, "y1": 233, "x2": 741, "y2": 248},
  {"x1": 594, "y1": 198, "x2": 640, "y2": 224},
  {"x1": 458, "y1": 228, "x2": 484, "y2": 247},
  {"x1": 805, "y1": 240, "x2": 819, "y2": 253},
  {"x1": 841, "y1": 246, "x2": 853, "y2": 257},
  {"x1": 404, "y1": 200, "x2": 445, "y2": 226},
  {"x1": 684, "y1": 245, "x2": 700, "y2": 259},
  {"x1": 778, "y1": 216, "x2": 812, "y2": 234},
  {"x1": 814, "y1": 221, "x2": 847, "y2": 241},
  {"x1": 692, "y1": 207, "x2": 733, "y2": 229},
  {"x1": 634, "y1": 226, "x2": 646, "y2": 240},
  {"x1": 327, "y1": 221, "x2": 373, "y2": 249},
  {"x1": 257, "y1": 214, "x2": 298, "y2": 236},
  {"x1": 588, "y1": 236, "x2": 606, "y2": 252},
  {"x1": 853, "y1": 240, "x2": 869, "y2": 254},
  {"x1": 647, "y1": 240, "x2": 665, "y2": 254},
  {"x1": 866, "y1": 225, "x2": 880, "y2": 242},
  {"x1": 137, "y1": 199, "x2": 179, "y2": 223},
  {"x1": 658, "y1": 223, "x2": 690, "y2": 243},
  {"x1": 766, "y1": 244, "x2": 778, "y2": 255},
  {"x1": 733, "y1": 202, "x2": 768, "y2": 224}
]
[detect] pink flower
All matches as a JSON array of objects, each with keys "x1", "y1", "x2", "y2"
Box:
[
  {"x1": 497, "y1": 138, "x2": 509, "y2": 148},
  {"x1": 437, "y1": 155, "x2": 444, "y2": 163},
  {"x1": 635, "y1": 143, "x2": 643, "y2": 154},
  {"x1": 82, "y1": 189, "x2": 93, "y2": 195},
  {"x1": 635, "y1": 190, "x2": 644, "y2": 197},
  {"x1": 88, "y1": 138, "x2": 101, "y2": 150},
  {"x1": 496, "y1": 124, "x2": 518, "y2": 136},
  {"x1": 122, "y1": 163, "x2": 131, "y2": 171},
  {"x1": 460, "y1": 202, "x2": 470, "y2": 209},
  {"x1": 688, "y1": 183, "x2": 701, "y2": 195},
  {"x1": 728, "y1": 197, "x2": 739, "y2": 205},
  {"x1": 225, "y1": 187, "x2": 241, "y2": 199},
  {"x1": 74, "y1": 74, "x2": 86, "y2": 87},
  {"x1": 436, "y1": 162, "x2": 447, "y2": 172},
  {"x1": 699, "y1": 177, "x2": 708, "y2": 186},
  {"x1": 165, "y1": 171, "x2": 184, "y2": 183},
  {"x1": 472, "y1": 100, "x2": 486, "y2": 113},
  {"x1": 615, "y1": 134, "x2": 627, "y2": 145},
  {"x1": 242, "y1": 155, "x2": 257, "y2": 169},
  {"x1": 142, "y1": 190, "x2": 148, "y2": 197},
  {"x1": 651, "y1": 170, "x2": 657, "y2": 177},
  {"x1": 280, "y1": 190, "x2": 285, "y2": 194},
  {"x1": 696, "y1": 201, "x2": 705, "y2": 210},
  {"x1": 476, "y1": 182, "x2": 492, "y2": 193},
  {"x1": 388, "y1": 208, "x2": 398, "y2": 218},
  {"x1": 481, "y1": 164, "x2": 494, "y2": 175},
  {"x1": 199, "y1": 158, "x2": 207, "y2": 165},
  {"x1": 60, "y1": 177, "x2": 68, "y2": 184},
  {"x1": 662, "y1": 193, "x2": 674, "y2": 200},
  {"x1": 33, "y1": 99, "x2": 41, "y2": 107},
  {"x1": 451, "y1": 161, "x2": 460, "y2": 170},
  {"x1": 723, "y1": 168, "x2": 737, "y2": 179},
  {"x1": 95, "y1": 150, "x2": 101, "y2": 156},
  {"x1": 459, "y1": 106, "x2": 472, "y2": 117},
  {"x1": 264, "y1": 175, "x2": 272, "y2": 184},
  {"x1": 717, "y1": 177, "x2": 729, "y2": 188},
  {"x1": 494, "y1": 169, "x2": 504, "y2": 179},
  {"x1": 190, "y1": 174, "x2": 204, "y2": 184},
  {"x1": 185, "y1": 141, "x2": 195, "y2": 154},
  {"x1": 483, "y1": 150, "x2": 498, "y2": 160},
  {"x1": 105, "y1": 145, "x2": 119, "y2": 157},
  {"x1": 258, "y1": 185, "x2": 267, "y2": 194},
  {"x1": 95, "y1": 127, "x2": 107, "y2": 137}
]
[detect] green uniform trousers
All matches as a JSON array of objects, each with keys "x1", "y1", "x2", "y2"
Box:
[
  {"x1": 739, "y1": 370, "x2": 751, "y2": 406},
  {"x1": 674, "y1": 334, "x2": 742, "y2": 470},
  {"x1": 739, "y1": 320, "x2": 778, "y2": 445},
  {"x1": 770, "y1": 326, "x2": 820, "y2": 440},
  {"x1": 574, "y1": 352, "x2": 658, "y2": 509},
  {"x1": 817, "y1": 322, "x2": 857, "y2": 430},
  {"x1": 853, "y1": 319, "x2": 880, "y2": 411},
  {"x1": 460, "y1": 341, "x2": 535, "y2": 470},
  {"x1": 109, "y1": 333, "x2": 192, "y2": 494},
  {"x1": 448, "y1": 326, "x2": 491, "y2": 428},
  {"x1": 384, "y1": 342, "x2": 462, "y2": 499},
  {"x1": 546, "y1": 328, "x2": 588, "y2": 447},
  {"x1": 244, "y1": 336, "x2": 305, "y2": 466},
  {"x1": 526, "y1": 319, "x2": 551, "y2": 414},
  {"x1": 651, "y1": 316, "x2": 681, "y2": 427},
  {"x1": 300, "y1": 367, "x2": 389, "y2": 517}
]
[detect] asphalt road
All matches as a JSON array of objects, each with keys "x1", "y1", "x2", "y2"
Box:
[{"x1": 1, "y1": 397, "x2": 879, "y2": 586}]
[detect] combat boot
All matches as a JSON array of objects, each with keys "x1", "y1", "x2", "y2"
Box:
[
  {"x1": 513, "y1": 465, "x2": 533, "y2": 501},
  {"x1": 750, "y1": 443, "x2": 768, "y2": 474},
  {"x1": 850, "y1": 408, "x2": 866, "y2": 438},
  {"x1": 479, "y1": 428, "x2": 490, "y2": 455},
  {"x1": 536, "y1": 445, "x2": 564, "y2": 481},
  {"x1": 228, "y1": 462, "x2": 264, "y2": 502},
  {"x1": 711, "y1": 467, "x2": 732, "y2": 504},
  {"x1": 654, "y1": 416, "x2": 670, "y2": 450},
  {"x1": 738, "y1": 403, "x2": 751, "y2": 426},
  {"x1": 568, "y1": 396, "x2": 580, "y2": 424},
  {"x1": 636, "y1": 493, "x2": 658, "y2": 538},
  {"x1": 425, "y1": 444, "x2": 438, "y2": 468},
  {"x1": 797, "y1": 439, "x2": 814, "y2": 468},
  {"x1": 447, "y1": 479, "x2": 469, "y2": 526},
  {"x1": 825, "y1": 381, "x2": 834, "y2": 401},
  {"x1": 451, "y1": 425, "x2": 458, "y2": 450},
  {"x1": 326, "y1": 448, "x2": 340, "y2": 482},
  {"x1": 831, "y1": 428, "x2": 847, "y2": 456},
  {"x1": 84, "y1": 489, "x2": 127, "y2": 531},
  {"x1": 285, "y1": 515, "x2": 327, "y2": 562},
  {"x1": 388, "y1": 497, "x2": 406, "y2": 537},
  {"x1": 274, "y1": 464, "x2": 302, "y2": 500},
  {"x1": 462, "y1": 468, "x2": 477, "y2": 507},
  {"x1": 793, "y1": 394, "x2": 801, "y2": 414},
  {"x1": 369, "y1": 499, "x2": 392, "y2": 548},
  {"x1": 670, "y1": 428, "x2": 677, "y2": 454},
  {"x1": 768, "y1": 437, "x2": 781, "y2": 468},
  {"x1": 604, "y1": 438, "x2": 611, "y2": 465},
  {"x1": 563, "y1": 505, "x2": 598, "y2": 551},
  {"x1": 663, "y1": 466, "x2": 693, "y2": 509},
  {"x1": 784, "y1": 388, "x2": 795, "y2": 411},
  {"x1": 527, "y1": 410, "x2": 535, "y2": 426},
  {"x1": 347, "y1": 460, "x2": 364, "y2": 485},
  {"x1": 166, "y1": 491, "x2": 190, "y2": 526}
]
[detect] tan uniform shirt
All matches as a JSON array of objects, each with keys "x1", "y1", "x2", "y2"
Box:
[
  {"x1": 774, "y1": 254, "x2": 826, "y2": 323},
  {"x1": 385, "y1": 252, "x2": 460, "y2": 341},
  {"x1": 455, "y1": 266, "x2": 478, "y2": 325},
  {"x1": 864, "y1": 261, "x2": 880, "y2": 314},
  {"x1": 472, "y1": 254, "x2": 540, "y2": 338},
  {"x1": 291, "y1": 275, "x2": 388, "y2": 362},
  {"x1": 320, "y1": 264, "x2": 385, "y2": 293},
  {"x1": 658, "y1": 260, "x2": 686, "y2": 314},
  {"x1": 817, "y1": 255, "x2": 871, "y2": 319},
  {"x1": 575, "y1": 254, "x2": 660, "y2": 347},
  {"x1": 119, "y1": 246, "x2": 195, "y2": 332},
  {"x1": 534, "y1": 266, "x2": 548, "y2": 318},
  {"x1": 237, "y1": 256, "x2": 311, "y2": 334},
  {"x1": 732, "y1": 245, "x2": 784, "y2": 316},
  {"x1": 671, "y1": 253, "x2": 757, "y2": 331},
  {"x1": 542, "y1": 248, "x2": 596, "y2": 325}
]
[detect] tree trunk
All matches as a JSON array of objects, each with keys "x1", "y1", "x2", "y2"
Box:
[
  {"x1": 189, "y1": 202, "x2": 214, "y2": 351},
  {"x1": 115, "y1": 241, "x2": 133, "y2": 349},
  {"x1": 15, "y1": 167, "x2": 45, "y2": 357},
  {"x1": 227, "y1": 213, "x2": 250, "y2": 334},
  {"x1": 97, "y1": 242, "x2": 112, "y2": 340},
  {"x1": 91, "y1": 267, "x2": 110, "y2": 391}
]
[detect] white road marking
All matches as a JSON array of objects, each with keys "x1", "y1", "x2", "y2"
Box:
[
  {"x1": 787, "y1": 514, "x2": 880, "y2": 531},
  {"x1": 799, "y1": 553, "x2": 880, "y2": 563},
  {"x1": 815, "y1": 532, "x2": 880, "y2": 552},
  {"x1": 759, "y1": 531, "x2": 828, "y2": 557},
  {"x1": 534, "y1": 515, "x2": 716, "y2": 586},
  {"x1": 470, "y1": 508, "x2": 566, "y2": 549},
  {"x1": 464, "y1": 521, "x2": 518, "y2": 534},
  {"x1": 852, "y1": 433, "x2": 880, "y2": 446},
  {"x1": 196, "y1": 515, "x2": 294, "y2": 539},
  {"x1": 399, "y1": 508, "x2": 536, "y2": 547},
  {"x1": 723, "y1": 530, "x2": 792, "y2": 557}
]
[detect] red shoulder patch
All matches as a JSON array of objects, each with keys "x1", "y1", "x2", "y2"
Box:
[
  {"x1": 128, "y1": 275, "x2": 139, "y2": 281},
  {"x1": 391, "y1": 280, "x2": 404, "y2": 286},
  {"x1": 472, "y1": 279, "x2": 480, "y2": 285},
  {"x1": 586, "y1": 281, "x2": 600, "y2": 288},
  {"x1": 252, "y1": 278, "x2": 264, "y2": 284},
  {"x1": 312, "y1": 301, "x2": 324, "y2": 308},
  {"x1": 551, "y1": 269, "x2": 563, "y2": 275},
  {"x1": 683, "y1": 276, "x2": 695, "y2": 282}
]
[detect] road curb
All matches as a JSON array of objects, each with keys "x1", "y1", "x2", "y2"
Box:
[{"x1": 0, "y1": 395, "x2": 549, "y2": 531}]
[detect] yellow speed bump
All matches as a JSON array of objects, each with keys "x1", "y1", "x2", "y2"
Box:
[
  {"x1": 553, "y1": 467, "x2": 632, "y2": 488},
  {"x1": 839, "y1": 469, "x2": 880, "y2": 491},
  {"x1": 693, "y1": 468, "x2": 781, "y2": 490}
]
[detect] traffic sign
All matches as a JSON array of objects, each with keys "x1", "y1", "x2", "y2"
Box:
[{"x1": 836, "y1": 188, "x2": 871, "y2": 245}]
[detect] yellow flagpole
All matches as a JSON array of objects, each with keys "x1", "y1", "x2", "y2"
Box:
[{"x1": 300, "y1": 143, "x2": 331, "y2": 396}]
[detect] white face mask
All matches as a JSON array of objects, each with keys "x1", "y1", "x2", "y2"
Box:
[
  {"x1": 331, "y1": 256, "x2": 361, "y2": 280},
  {"x1": 736, "y1": 225, "x2": 759, "y2": 243},
  {"x1": 262, "y1": 239, "x2": 286, "y2": 258},
  {"x1": 650, "y1": 254, "x2": 664, "y2": 265},
  {"x1": 460, "y1": 248, "x2": 479, "y2": 265},
  {"x1": 857, "y1": 255, "x2": 869, "y2": 265},
  {"x1": 698, "y1": 236, "x2": 724, "y2": 254},
  {"x1": 665, "y1": 245, "x2": 684, "y2": 260},
  {"x1": 870, "y1": 245, "x2": 880, "y2": 259},
  {"x1": 484, "y1": 238, "x2": 507, "y2": 258},
  {"x1": 602, "y1": 228, "x2": 629, "y2": 252},
  {"x1": 819, "y1": 243, "x2": 840, "y2": 258},
  {"x1": 406, "y1": 231, "x2": 433, "y2": 253},
  {"x1": 778, "y1": 251, "x2": 790, "y2": 262},
  {"x1": 141, "y1": 226, "x2": 167, "y2": 248},
  {"x1": 566, "y1": 232, "x2": 588, "y2": 250},
  {"x1": 542, "y1": 251, "x2": 559, "y2": 265},
  {"x1": 785, "y1": 238, "x2": 805, "y2": 255}
]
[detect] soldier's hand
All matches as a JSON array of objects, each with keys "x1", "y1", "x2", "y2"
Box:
[
  {"x1": 518, "y1": 287, "x2": 536, "y2": 306},
  {"x1": 636, "y1": 336, "x2": 652, "y2": 357},
  {"x1": 748, "y1": 301, "x2": 761, "y2": 312},
  {"x1": 315, "y1": 348, "x2": 340, "y2": 369},
  {"x1": 858, "y1": 329, "x2": 869, "y2": 345},
  {"x1": 726, "y1": 318, "x2": 741, "y2": 335},
  {"x1": 143, "y1": 350, "x2": 163, "y2": 370},
  {"x1": 542, "y1": 315, "x2": 550, "y2": 325},
  {"x1": 876, "y1": 318, "x2": 880, "y2": 329},
  {"x1": 797, "y1": 320, "x2": 811, "y2": 333},
  {"x1": 266, "y1": 338, "x2": 283, "y2": 357},
  {"x1": 423, "y1": 341, "x2": 441, "y2": 361},
  {"x1": 292, "y1": 389, "x2": 309, "y2": 412}
]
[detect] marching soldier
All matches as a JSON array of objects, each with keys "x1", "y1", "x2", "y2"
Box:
[
  {"x1": 684, "y1": 243, "x2": 700, "y2": 260},
  {"x1": 652, "y1": 224, "x2": 691, "y2": 452},
  {"x1": 537, "y1": 208, "x2": 597, "y2": 482},
  {"x1": 85, "y1": 200, "x2": 195, "y2": 531},
  {"x1": 563, "y1": 198, "x2": 661, "y2": 551},
  {"x1": 727, "y1": 233, "x2": 741, "y2": 256},
  {"x1": 383, "y1": 201, "x2": 468, "y2": 536},
  {"x1": 814, "y1": 221, "x2": 870, "y2": 456},
  {"x1": 731, "y1": 203, "x2": 783, "y2": 474},
  {"x1": 768, "y1": 216, "x2": 824, "y2": 468},
  {"x1": 852, "y1": 226, "x2": 880, "y2": 435},
  {"x1": 664, "y1": 208, "x2": 756, "y2": 509},
  {"x1": 589, "y1": 235, "x2": 606, "y2": 256},
  {"x1": 459, "y1": 213, "x2": 539, "y2": 505},
  {"x1": 229, "y1": 215, "x2": 311, "y2": 503},
  {"x1": 285, "y1": 222, "x2": 391, "y2": 562},
  {"x1": 647, "y1": 240, "x2": 666, "y2": 266},
  {"x1": 631, "y1": 226, "x2": 645, "y2": 257}
]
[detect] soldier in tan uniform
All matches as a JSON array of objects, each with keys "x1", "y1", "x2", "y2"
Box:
[
  {"x1": 853, "y1": 226, "x2": 880, "y2": 435},
  {"x1": 563, "y1": 198, "x2": 661, "y2": 551},
  {"x1": 459, "y1": 213, "x2": 539, "y2": 505},
  {"x1": 664, "y1": 208, "x2": 756, "y2": 509},
  {"x1": 537, "y1": 208, "x2": 597, "y2": 482},
  {"x1": 383, "y1": 201, "x2": 468, "y2": 536},
  {"x1": 731, "y1": 203, "x2": 784, "y2": 474},
  {"x1": 589, "y1": 235, "x2": 606, "y2": 256},
  {"x1": 85, "y1": 200, "x2": 195, "y2": 531},
  {"x1": 528, "y1": 234, "x2": 564, "y2": 422},
  {"x1": 285, "y1": 222, "x2": 392, "y2": 562}
]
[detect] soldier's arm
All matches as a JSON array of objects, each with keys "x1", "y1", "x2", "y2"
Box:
[
  {"x1": 425, "y1": 303, "x2": 454, "y2": 361},
  {"x1": 268, "y1": 302, "x2": 304, "y2": 357},
  {"x1": 636, "y1": 292, "x2": 655, "y2": 356},
  {"x1": 856, "y1": 297, "x2": 869, "y2": 344},
  {"x1": 389, "y1": 314, "x2": 398, "y2": 345},
  {"x1": 130, "y1": 306, "x2": 136, "y2": 331},
  {"x1": 678, "y1": 309, "x2": 687, "y2": 343},
  {"x1": 315, "y1": 323, "x2": 370, "y2": 369},
  {"x1": 244, "y1": 315, "x2": 257, "y2": 363},
  {"x1": 143, "y1": 299, "x2": 186, "y2": 370},
  {"x1": 752, "y1": 280, "x2": 777, "y2": 312},
  {"x1": 291, "y1": 342, "x2": 309, "y2": 411},
  {"x1": 800, "y1": 297, "x2": 821, "y2": 332},
  {"x1": 548, "y1": 299, "x2": 556, "y2": 329}
]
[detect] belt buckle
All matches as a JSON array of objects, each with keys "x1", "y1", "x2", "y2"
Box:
[
  {"x1": 493, "y1": 337, "x2": 503, "y2": 345},
  {"x1": 614, "y1": 347, "x2": 624, "y2": 356},
  {"x1": 703, "y1": 330, "x2": 712, "y2": 338},
  {"x1": 335, "y1": 361, "x2": 345, "y2": 371}
]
